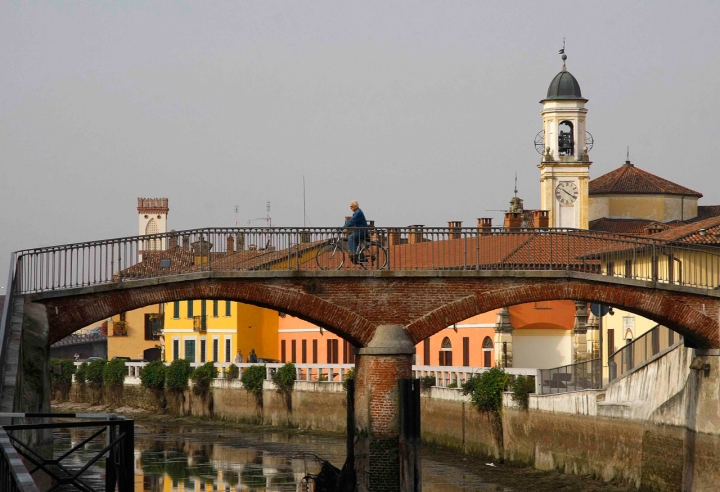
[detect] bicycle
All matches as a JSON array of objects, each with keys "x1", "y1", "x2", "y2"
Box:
[{"x1": 315, "y1": 232, "x2": 388, "y2": 270}]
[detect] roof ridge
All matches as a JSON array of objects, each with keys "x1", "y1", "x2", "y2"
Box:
[
  {"x1": 498, "y1": 234, "x2": 538, "y2": 263},
  {"x1": 652, "y1": 215, "x2": 720, "y2": 241},
  {"x1": 608, "y1": 164, "x2": 630, "y2": 191}
]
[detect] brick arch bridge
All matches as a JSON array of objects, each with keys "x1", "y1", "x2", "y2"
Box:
[
  {"x1": 4, "y1": 226, "x2": 720, "y2": 491},
  {"x1": 40, "y1": 271, "x2": 720, "y2": 349}
]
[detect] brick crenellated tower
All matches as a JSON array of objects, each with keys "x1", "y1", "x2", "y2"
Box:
[{"x1": 138, "y1": 198, "x2": 169, "y2": 254}]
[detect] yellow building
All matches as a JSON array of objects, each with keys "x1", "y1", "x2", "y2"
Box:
[
  {"x1": 162, "y1": 300, "x2": 279, "y2": 364},
  {"x1": 107, "y1": 304, "x2": 163, "y2": 361}
]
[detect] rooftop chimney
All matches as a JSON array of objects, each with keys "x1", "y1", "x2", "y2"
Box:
[
  {"x1": 408, "y1": 225, "x2": 424, "y2": 245},
  {"x1": 504, "y1": 212, "x2": 522, "y2": 229},
  {"x1": 227, "y1": 235, "x2": 235, "y2": 255},
  {"x1": 388, "y1": 228, "x2": 401, "y2": 247},
  {"x1": 448, "y1": 221, "x2": 462, "y2": 240},
  {"x1": 533, "y1": 210, "x2": 549, "y2": 229},
  {"x1": 168, "y1": 231, "x2": 179, "y2": 249},
  {"x1": 478, "y1": 218, "x2": 493, "y2": 235}
]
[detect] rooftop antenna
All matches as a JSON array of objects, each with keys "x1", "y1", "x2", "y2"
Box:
[
  {"x1": 303, "y1": 176, "x2": 306, "y2": 227},
  {"x1": 559, "y1": 37, "x2": 567, "y2": 70},
  {"x1": 247, "y1": 201, "x2": 272, "y2": 227}
]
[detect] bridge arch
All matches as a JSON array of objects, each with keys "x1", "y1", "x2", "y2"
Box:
[
  {"x1": 38, "y1": 273, "x2": 720, "y2": 350},
  {"x1": 405, "y1": 280, "x2": 719, "y2": 348},
  {"x1": 41, "y1": 279, "x2": 374, "y2": 346}
]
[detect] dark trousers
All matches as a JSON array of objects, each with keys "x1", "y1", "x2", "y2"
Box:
[{"x1": 348, "y1": 230, "x2": 366, "y2": 258}]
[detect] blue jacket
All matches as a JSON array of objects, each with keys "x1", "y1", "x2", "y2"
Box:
[{"x1": 345, "y1": 209, "x2": 368, "y2": 228}]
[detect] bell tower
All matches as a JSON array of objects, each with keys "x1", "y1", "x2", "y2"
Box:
[
  {"x1": 535, "y1": 51, "x2": 592, "y2": 229},
  {"x1": 138, "y1": 198, "x2": 169, "y2": 253}
]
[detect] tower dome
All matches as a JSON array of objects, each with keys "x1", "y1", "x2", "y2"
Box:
[{"x1": 543, "y1": 69, "x2": 587, "y2": 102}]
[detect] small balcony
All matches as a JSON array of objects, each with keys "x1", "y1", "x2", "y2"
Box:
[{"x1": 193, "y1": 315, "x2": 207, "y2": 333}]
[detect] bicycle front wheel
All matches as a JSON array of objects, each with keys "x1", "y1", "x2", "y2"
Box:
[
  {"x1": 358, "y1": 242, "x2": 388, "y2": 270},
  {"x1": 315, "y1": 242, "x2": 345, "y2": 270}
]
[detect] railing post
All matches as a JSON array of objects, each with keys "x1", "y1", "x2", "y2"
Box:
[{"x1": 106, "y1": 419, "x2": 117, "y2": 491}]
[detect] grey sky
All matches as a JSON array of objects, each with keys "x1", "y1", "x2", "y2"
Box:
[{"x1": 2, "y1": 1, "x2": 720, "y2": 285}]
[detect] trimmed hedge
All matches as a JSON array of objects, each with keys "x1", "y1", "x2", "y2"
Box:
[
  {"x1": 140, "y1": 360, "x2": 166, "y2": 390},
  {"x1": 419, "y1": 375, "x2": 436, "y2": 394},
  {"x1": 75, "y1": 362, "x2": 88, "y2": 384},
  {"x1": 225, "y1": 364, "x2": 239, "y2": 380},
  {"x1": 86, "y1": 359, "x2": 107, "y2": 387},
  {"x1": 272, "y1": 362, "x2": 296, "y2": 393},
  {"x1": 511, "y1": 374, "x2": 536, "y2": 410},
  {"x1": 103, "y1": 359, "x2": 127, "y2": 387},
  {"x1": 50, "y1": 358, "x2": 76, "y2": 385},
  {"x1": 462, "y1": 367, "x2": 509, "y2": 415},
  {"x1": 240, "y1": 365, "x2": 266, "y2": 396},
  {"x1": 166, "y1": 359, "x2": 192, "y2": 392},
  {"x1": 191, "y1": 362, "x2": 218, "y2": 394}
]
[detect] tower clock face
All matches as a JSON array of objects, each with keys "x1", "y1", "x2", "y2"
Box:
[{"x1": 555, "y1": 181, "x2": 579, "y2": 204}]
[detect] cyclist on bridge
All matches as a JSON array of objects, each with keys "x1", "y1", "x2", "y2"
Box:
[{"x1": 345, "y1": 200, "x2": 367, "y2": 263}]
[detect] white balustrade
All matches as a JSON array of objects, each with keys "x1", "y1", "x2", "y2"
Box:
[{"x1": 72, "y1": 361, "x2": 539, "y2": 388}]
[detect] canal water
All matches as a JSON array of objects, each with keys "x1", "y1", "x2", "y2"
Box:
[{"x1": 53, "y1": 421, "x2": 634, "y2": 491}]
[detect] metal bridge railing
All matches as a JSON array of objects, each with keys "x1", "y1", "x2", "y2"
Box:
[
  {"x1": 0, "y1": 252, "x2": 19, "y2": 413},
  {"x1": 50, "y1": 331, "x2": 107, "y2": 348},
  {"x1": 0, "y1": 425, "x2": 40, "y2": 492},
  {"x1": 539, "y1": 357, "x2": 602, "y2": 395},
  {"x1": 608, "y1": 325, "x2": 683, "y2": 382},
  {"x1": 0, "y1": 413, "x2": 134, "y2": 492},
  {"x1": 9, "y1": 226, "x2": 720, "y2": 294}
]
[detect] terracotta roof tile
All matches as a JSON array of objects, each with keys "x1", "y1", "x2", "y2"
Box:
[
  {"x1": 647, "y1": 216, "x2": 720, "y2": 245},
  {"x1": 589, "y1": 163, "x2": 702, "y2": 197},
  {"x1": 212, "y1": 240, "x2": 327, "y2": 270},
  {"x1": 589, "y1": 218, "x2": 687, "y2": 235},
  {"x1": 589, "y1": 218, "x2": 657, "y2": 235}
]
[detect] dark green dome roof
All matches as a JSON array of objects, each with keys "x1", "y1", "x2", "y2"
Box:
[{"x1": 543, "y1": 70, "x2": 587, "y2": 102}]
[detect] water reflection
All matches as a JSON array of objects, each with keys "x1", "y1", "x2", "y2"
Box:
[
  {"x1": 47, "y1": 423, "x2": 507, "y2": 491},
  {"x1": 50, "y1": 423, "x2": 568, "y2": 491},
  {"x1": 134, "y1": 426, "x2": 336, "y2": 491}
]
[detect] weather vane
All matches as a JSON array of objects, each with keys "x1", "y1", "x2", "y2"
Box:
[{"x1": 559, "y1": 37, "x2": 567, "y2": 70}]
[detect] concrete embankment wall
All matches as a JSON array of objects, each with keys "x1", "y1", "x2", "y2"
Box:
[
  {"x1": 62, "y1": 344, "x2": 720, "y2": 490},
  {"x1": 67, "y1": 379, "x2": 350, "y2": 432},
  {"x1": 498, "y1": 345, "x2": 720, "y2": 491}
]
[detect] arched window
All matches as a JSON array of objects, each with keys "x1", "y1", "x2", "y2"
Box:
[
  {"x1": 145, "y1": 218, "x2": 159, "y2": 235},
  {"x1": 482, "y1": 336, "x2": 494, "y2": 367},
  {"x1": 144, "y1": 219, "x2": 160, "y2": 251},
  {"x1": 439, "y1": 337, "x2": 452, "y2": 366},
  {"x1": 558, "y1": 120, "x2": 574, "y2": 156}
]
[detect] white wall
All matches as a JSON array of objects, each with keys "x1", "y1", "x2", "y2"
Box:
[{"x1": 513, "y1": 329, "x2": 572, "y2": 368}]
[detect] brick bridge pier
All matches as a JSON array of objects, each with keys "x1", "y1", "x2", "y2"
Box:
[{"x1": 5, "y1": 271, "x2": 720, "y2": 491}]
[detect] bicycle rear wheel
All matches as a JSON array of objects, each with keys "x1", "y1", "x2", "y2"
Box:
[
  {"x1": 315, "y1": 242, "x2": 345, "y2": 270},
  {"x1": 357, "y1": 242, "x2": 388, "y2": 270}
]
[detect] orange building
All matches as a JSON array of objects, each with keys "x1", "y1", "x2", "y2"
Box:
[{"x1": 276, "y1": 299, "x2": 578, "y2": 370}]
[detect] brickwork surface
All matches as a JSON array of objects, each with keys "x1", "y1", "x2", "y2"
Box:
[
  {"x1": 39, "y1": 276, "x2": 720, "y2": 347},
  {"x1": 353, "y1": 354, "x2": 412, "y2": 491}
]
